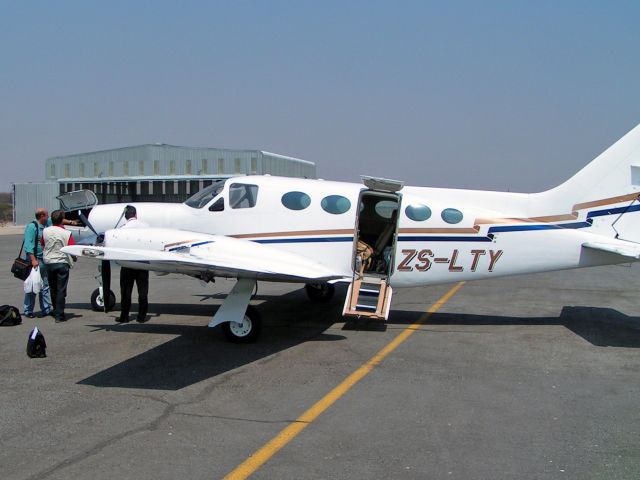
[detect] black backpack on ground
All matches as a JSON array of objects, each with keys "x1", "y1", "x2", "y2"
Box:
[
  {"x1": 26, "y1": 327, "x2": 46, "y2": 358},
  {"x1": 0, "y1": 305, "x2": 22, "y2": 326}
]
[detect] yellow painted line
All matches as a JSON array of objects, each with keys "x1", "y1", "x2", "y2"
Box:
[{"x1": 224, "y1": 281, "x2": 465, "y2": 480}]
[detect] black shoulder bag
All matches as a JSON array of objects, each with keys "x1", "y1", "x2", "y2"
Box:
[{"x1": 11, "y1": 221, "x2": 38, "y2": 281}]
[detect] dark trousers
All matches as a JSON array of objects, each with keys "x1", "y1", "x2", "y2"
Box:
[
  {"x1": 47, "y1": 263, "x2": 70, "y2": 321},
  {"x1": 120, "y1": 267, "x2": 149, "y2": 320}
]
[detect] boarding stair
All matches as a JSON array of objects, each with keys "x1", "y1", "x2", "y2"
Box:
[{"x1": 342, "y1": 273, "x2": 393, "y2": 320}]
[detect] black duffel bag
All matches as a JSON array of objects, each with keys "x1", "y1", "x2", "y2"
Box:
[{"x1": 0, "y1": 305, "x2": 21, "y2": 326}]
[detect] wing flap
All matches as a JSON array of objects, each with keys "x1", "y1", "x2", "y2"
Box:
[{"x1": 582, "y1": 240, "x2": 640, "y2": 259}]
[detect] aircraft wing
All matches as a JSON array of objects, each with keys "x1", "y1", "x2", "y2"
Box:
[
  {"x1": 61, "y1": 228, "x2": 349, "y2": 283},
  {"x1": 582, "y1": 240, "x2": 640, "y2": 259}
]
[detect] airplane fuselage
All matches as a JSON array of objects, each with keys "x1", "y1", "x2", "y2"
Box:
[{"x1": 75, "y1": 175, "x2": 632, "y2": 288}]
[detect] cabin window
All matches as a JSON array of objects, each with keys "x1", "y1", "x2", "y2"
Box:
[
  {"x1": 374, "y1": 200, "x2": 398, "y2": 219},
  {"x1": 209, "y1": 198, "x2": 224, "y2": 212},
  {"x1": 229, "y1": 183, "x2": 259, "y2": 209},
  {"x1": 405, "y1": 204, "x2": 432, "y2": 222},
  {"x1": 281, "y1": 191, "x2": 311, "y2": 211},
  {"x1": 321, "y1": 195, "x2": 351, "y2": 215},
  {"x1": 441, "y1": 208, "x2": 463, "y2": 224}
]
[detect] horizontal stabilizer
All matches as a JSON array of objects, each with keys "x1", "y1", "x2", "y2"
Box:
[{"x1": 582, "y1": 240, "x2": 640, "y2": 259}]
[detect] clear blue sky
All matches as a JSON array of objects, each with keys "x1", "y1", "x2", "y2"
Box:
[{"x1": 1, "y1": 0, "x2": 639, "y2": 192}]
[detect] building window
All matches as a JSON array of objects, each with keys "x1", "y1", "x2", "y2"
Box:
[
  {"x1": 154, "y1": 160, "x2": 160, "y2": 175},
  {"x1": 217, "y1": 158, "x2": 224, "y2": 174},
  {"x1": 64, "y1": 164, "x2": 70, "y2": 178},
  {"x1": 108, "y1": 161, "x2": 114, "y2": 176},
  {"x1": 250, "y1": 157, "x2": 258, "y2": 174},
  {"x1": 201, "y1": 158, "x2": 207, "y2": 174},
  {"x1": 79, "y1": 163, "x2": 85, "y2": 178},
  {"x1": 186, "y1": 159, "x2": 192, "y2": 175},
  {"x1": 123, "y1": 161, "x2": 129, "y2": 176},
  {"x1": 169, "y1": 160, "x2": 176, "y2": 175},
  {"x1": 94, "y1": 162, "x2": 99, "y2": 177},
  {"x1": 139, "y1": 160, "x2": 144, "y2": 175},
  {"x1": 234, "y1": 158, "x2": 241, "y2": 174},
  {"x1": 49, "y1": 164, "x2": 56, "y2": 178}
]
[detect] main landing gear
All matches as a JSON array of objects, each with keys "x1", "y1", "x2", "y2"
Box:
[{"x1": 209, "y1": 278, "x2": 262, "y2": 343}]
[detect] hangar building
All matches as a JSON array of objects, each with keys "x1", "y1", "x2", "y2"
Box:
[{"x1": 13, "y1": 144, "x2": 316, "y2": 225}]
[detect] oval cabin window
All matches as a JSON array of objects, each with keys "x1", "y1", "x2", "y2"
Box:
[
  {"x1": 405, "y1": 204, "x2": 432, "y2": 222},
  {"x1": 281, "y1": 191, "x2": 311, "y2": 211},
  {"x1": 441, "y1": 208, "x2": 463, "y2": 224},
  {"x1": 321, "y1": 195, "x2": 351, "y2": 215}
]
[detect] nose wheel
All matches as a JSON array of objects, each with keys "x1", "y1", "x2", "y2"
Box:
[{"x1": 91, "y1": 288, "x2": 116, "y2": 312}]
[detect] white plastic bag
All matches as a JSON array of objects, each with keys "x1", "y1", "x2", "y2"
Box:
[{"x1": 24, "y1": 267, "x2": 43, "y2": 294}]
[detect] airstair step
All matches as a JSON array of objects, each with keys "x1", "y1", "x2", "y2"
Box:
[{"x1": 355, "y1": 304, "x2": 377, "y2": 311}]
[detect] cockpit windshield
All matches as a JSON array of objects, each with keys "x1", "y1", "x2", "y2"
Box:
[{"x1": 184, "y1": 179, "x2": 227, "y2": 208}]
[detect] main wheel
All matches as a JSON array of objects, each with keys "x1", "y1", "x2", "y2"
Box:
[
  {"x1": 221, "y1": 306, "x2": 262, "y2": 343},
  {"x1": 305, "y1": 283, "x2": 335, "y2": 303},
  {"x1": 91, "y1": 288, "x2": 116, "y2": 312}
]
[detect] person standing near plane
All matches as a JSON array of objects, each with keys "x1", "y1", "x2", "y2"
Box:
[
  {"x1": 117, "y1": 205, "x2": 150, "y2": 323},
  {"x1": 22, "y1": 208, "x2": 52, "y2": 318},
  {"x1": 41, "y1": 210, "x2": 77, "y2": 323}
]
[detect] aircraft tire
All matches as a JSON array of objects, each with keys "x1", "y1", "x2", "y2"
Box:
[
  {"x1": 305, "y1": 283, "x2": 335, "y2": 303},
  {"x1": 91, "y1": 288, "x2": 116, "y2": 312},
  {"x1": 222, "y1": 306, "x2": 262, "y2": 343}
]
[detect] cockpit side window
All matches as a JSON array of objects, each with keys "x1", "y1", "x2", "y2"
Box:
[
  {"x1": 229, "y1": 183, "x2": 259, "y2": 209},
  {"x1": 184, "y1": 179, "x2": 227, "y2": 208},
  {"x1": 209, "y1": 198, "x2": 224, "y2": 212}
]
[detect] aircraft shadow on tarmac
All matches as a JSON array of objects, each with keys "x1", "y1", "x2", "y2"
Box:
[
  {"x1": 76, "y1": 284, "x2": 639, "y2": 390},
  {"x1": 76, "y1": 288, "x2": 346, "y2": 391},
  {"x1": 384, "y1": 306, "x2": 640, "y2": 349}
]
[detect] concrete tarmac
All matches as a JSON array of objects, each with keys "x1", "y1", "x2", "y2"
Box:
[{"x1": 0, "y1": 233, "x2": 638, "y2": 479}]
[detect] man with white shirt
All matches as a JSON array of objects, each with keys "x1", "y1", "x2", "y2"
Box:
[
  {"x1": 41, "y1": 210, "x2": 77, "y2": 323},
  {"x1": 117, "y1": 205, "x2": 151, "y2": 323}
]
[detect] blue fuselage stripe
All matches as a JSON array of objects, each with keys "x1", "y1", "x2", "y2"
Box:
[
  {"x1": 256, "y1": 237, "x2": 354, "y2": 244},
  {"x1": 397, "y1": 236, "x2": 492, "y2": 242}
]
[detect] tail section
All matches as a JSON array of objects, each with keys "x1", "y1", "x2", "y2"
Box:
[{"x1": 536, "y1": 123, "x2": 640, "y2": 242}]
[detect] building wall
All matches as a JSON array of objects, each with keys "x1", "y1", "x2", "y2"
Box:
[{"x1": 13, "y1": 183, "x2": 60, "y2": 225}]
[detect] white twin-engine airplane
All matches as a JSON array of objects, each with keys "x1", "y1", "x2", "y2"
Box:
[{"x1": 61, "y1": 124, "x2": 640, "y2": 342}]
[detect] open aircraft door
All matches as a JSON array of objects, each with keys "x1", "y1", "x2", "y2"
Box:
[{"x1": 343, "y1": 176, "x2": 403, "y2": 321}]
